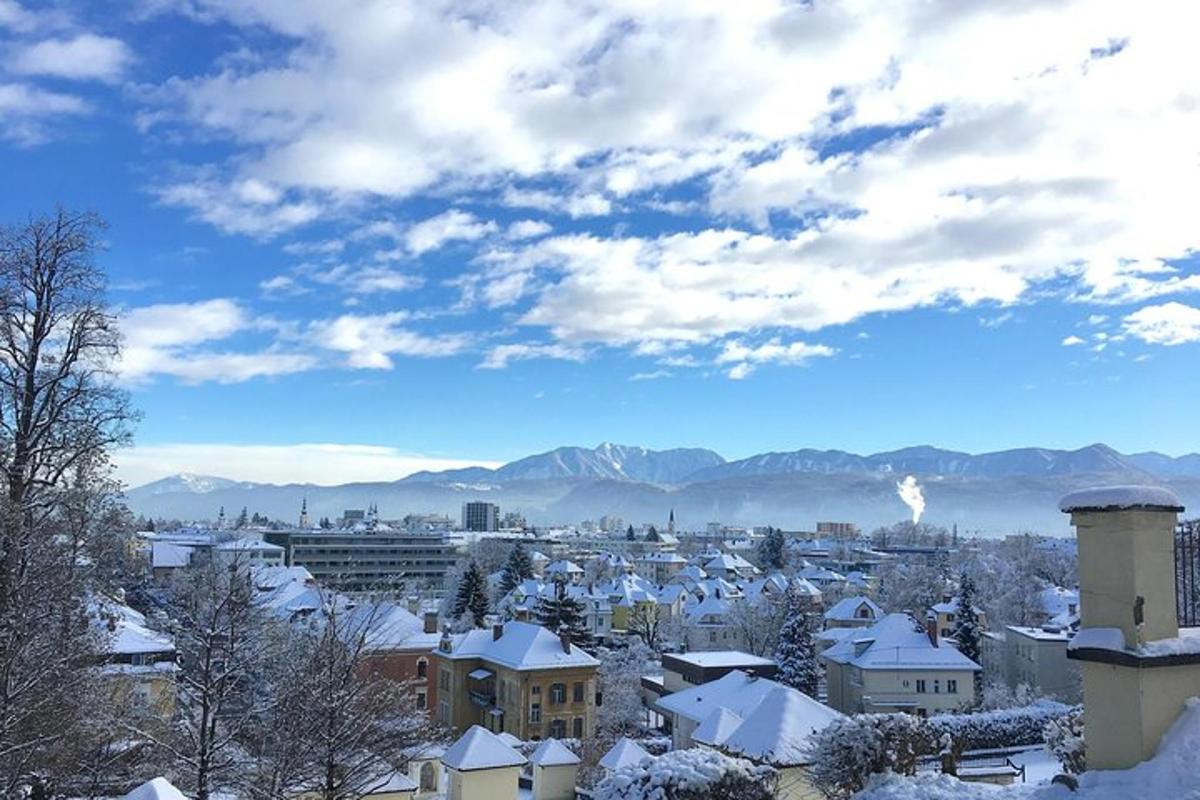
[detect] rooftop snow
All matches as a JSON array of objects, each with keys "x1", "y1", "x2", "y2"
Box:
[
  {"x1": 669, "y1": 651, "x2": 775, "y2": 668},
  {"x1": 692, "y1": 707, "x2": 744, "y2": 747},
  {"x1": 822, "y1": 614, "x2": 981, "y2": 671},
  {"x1": 824, "y1": 596, "x2": 883, "y2": 621},
  {"x1": 657, "y1": 670, "x2": 785, "y2": 724},
  {"x1": 441, "y1": 725, "x2": 527, "y2": 771},
  {"x1": 720, "y1": 685, "x2": 843, "y2": 766},
  {"x1": 1059, "y1": 485, "x2": 1184, "y2": 513},
  {"x1": 529, "y1": 739, "x2": 581, "y2": 767},
  {"x1": 599, "y1": 737, "x2": 650, "y2": 771},
  {"x1": 439, "y1": 621, "x2": 600, "y2": 670},
  {"x1": 122, "y1": 778, "x2": 188, "y2": 800}
]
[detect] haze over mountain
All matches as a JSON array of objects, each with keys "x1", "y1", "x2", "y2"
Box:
[{"x1": 124, "y1": 442, "x2": 1200, "y2": 535}]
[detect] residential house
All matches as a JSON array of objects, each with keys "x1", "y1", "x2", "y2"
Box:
[
  {"x1": 431, "y1": 621, "x2": 600, "y2": 740},
  {"x1": 636, "y1": 552, "x2": 687, "y2": 583},
  {"x1": 928, "y1": 593, "x2": 989, "y2": 640},
  {"x1": 821, "y1": 613, "x2": 981, "y2": 716},
  {"x1": 823, "y1": 596, "x2": 884, "y2": 629},
  {"x1": 981, "y1": 622, "x2": 1080, "y2": 703},
  {"x1": 95, "y1": 600, "x2": 178, "y2": 724}
]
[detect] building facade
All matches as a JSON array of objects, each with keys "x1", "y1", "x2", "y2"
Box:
[
  {"x1": 462, "y1": 502, "x2": 500, "y2": 532},
  {"x1": 263, "y1": 529, "x2": 460, "y2": 591}
]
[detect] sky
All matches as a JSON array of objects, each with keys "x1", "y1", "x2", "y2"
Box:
[{"x1": 3, "y1": 0, "x2": 1200, "y2": 487}]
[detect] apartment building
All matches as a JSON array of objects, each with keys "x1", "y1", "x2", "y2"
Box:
[
  {"x1": 462, "y1": 502, "x2": 500, "y2": 532},
  {"x1": 263, "y1": 529, "x2": 459, "y2": 591},
  {"x1": 821, "y1": 613, "x2": 981, "y2": 715},
  {"x1": 982, "y1": 623, "x2": 1080, "y2": 702},
  {"x1": 431, "y1": 621, "x2": 600, "y2": 740}
]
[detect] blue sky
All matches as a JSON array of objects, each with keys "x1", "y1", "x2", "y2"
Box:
[{"x1": 3, "y1": 0, "x2": 1200, "y2": 486}]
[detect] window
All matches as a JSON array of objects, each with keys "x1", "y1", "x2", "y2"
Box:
[
  {"x1": 416, "y1": 690, "x2": 427, "y2": 709},
  {"x1": 709, "y1": 630, "x2": 717, "y2": 643},
  {"x1": 947, "y1": 679, "x2": 958, "y2": 694},
  {"x1": 946, "y1": 613, "x2": 956, "y2": 623},
  {"x1": 549, "y1": 719, "x2": 566, "y2": 738},
  {"x1": 916, "y1": 679, "x2": 927, "y2": 694},
  {"x1": 417, "y1": 658, "x2": 428, "y2": 679},
  {"x1": 934, "y1": 679, "x2": 941, "y2": 694},
  {"x1": 439, "y1": 669, "x2": 450, "y2": 691},
  {"x1": 573, "y1": 717, "x2": 584, "y2": 738},
  {"x1": 530, "y1": 702, "x2": 542, "y2": 723},
  {"x1": 439, "y1": 700, "x2": 450, "y2": 724},
  {"x1": 573, "y1": 682, "x2": 585, "y2": 702},
  {"x1": 532, "y1": 684, "x2": 541, "y2": 696},
  {"x1": 551, "y1": 683, "x2": 566, "y2": 704}
]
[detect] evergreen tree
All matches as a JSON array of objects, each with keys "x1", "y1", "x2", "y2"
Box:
[
  {"x1": 534, "y1": 576, "x2": 594, "y2": 649},
  {"x1": 626, "y1": 524, "x2": 635, "y2": 541},
  {"x1": 952, "y1": 571, "x2": 984, "y2": 701},
  {"x1": 452, "y1": 560, "x2": 490, "y2": 627},
  {"x1": 757, "y1": 526, "x2": 786, "y2": 570},
  {"x1": 235, "y1": 506, "x2": 249, "y2": 529},
  {"x1": 498, "y1": 542, "x2": 534, "y2": 596},
  {"x1": 774, "y1": 590, "x2": 821, "y2": 697}
]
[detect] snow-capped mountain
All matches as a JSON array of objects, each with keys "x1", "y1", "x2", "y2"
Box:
[
  {"x1": 132, "y1": 473, "x2": 262, "y2": 496},
  {"x1": 403, "y1": 443, "x2": 725, "y2": 485}
]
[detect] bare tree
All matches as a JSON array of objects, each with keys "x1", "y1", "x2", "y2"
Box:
[
  {"x1": 0, "y1": 210, "x2": 134, "y2": 792},
  {"x1": 277, "y1": 593, "x2": 445, "y2": 800},
  {"x1": 725, "y1": 596, "x2": 790, "y2": 657}
]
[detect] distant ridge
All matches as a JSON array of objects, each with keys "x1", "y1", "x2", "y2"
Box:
[{"x1": 123, "y1": 442, "x2": 1200, "y2": 535}]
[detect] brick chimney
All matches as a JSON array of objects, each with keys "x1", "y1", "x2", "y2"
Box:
[
  {"x1": 493, "y1": 623, "x2": 504, "y2": 641},
  {"x1": 423, "y1": 612, "x2": 438, "y2": 634},
  {"x1": 925, "y1": 617, "x2": 939, "y2": 647}
]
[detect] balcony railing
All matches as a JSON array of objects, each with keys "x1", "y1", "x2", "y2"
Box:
[{"x1": 1175, "y1": 519, "x2": 1199, "y2": 627}]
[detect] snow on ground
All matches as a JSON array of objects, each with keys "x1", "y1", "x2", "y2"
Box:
[
  {"x1": 859, "y1": 698, "x2": 1200, "y2": 800},
  {"x1": 1008, "y1": 748, "x2": 1062, "y2": 786}
]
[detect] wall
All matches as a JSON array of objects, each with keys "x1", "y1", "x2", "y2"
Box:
[{"x1": 446, "y1": 766, "x2": 519, "y2": 800}]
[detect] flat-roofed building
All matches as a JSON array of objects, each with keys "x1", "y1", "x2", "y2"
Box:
[{"x1": 263, "y1": 529, "x2": 460, "y2": 591}]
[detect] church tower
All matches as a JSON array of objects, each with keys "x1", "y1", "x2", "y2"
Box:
[
  {"x1": 668, "y1": 508, "x2": 675, "y2": 536},
  {"x1": 299, "y1": 497, "x2": 310, "y2": 528},
  {"x1": 217, "y1": 505, "x2": 226, "y2": 530}
]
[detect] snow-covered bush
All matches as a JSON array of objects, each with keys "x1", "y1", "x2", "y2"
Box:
[
  {"x1": 928, "y1": 700, "x2": 1073, "y2": 751},
  {"x1": 593, "y1": 748, "x2": 775, "y2": 800},
  {"x1": 1044, "y1": 706, "x2": 1086, "y2": 775},
  {"x1": 806, "y1": 713, "x2": 935, "y2": 798}
]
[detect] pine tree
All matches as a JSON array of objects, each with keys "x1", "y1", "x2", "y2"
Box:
[
  {"x1": 626, "y1": 524, "x2": 635, "y2": 541},
  {"x1": 758, "y1": 527, "x2": 786, "y2": 570},
  {"x1": 235, "y1": 506, "x2": 249, "y2": 529},
  {"x1": 534, "y1": 576, "x2": 594, "y2": 649},
  {"x1": 952, "y1": 571, "x2": 984, "y2": 702},
  {"x1": 498, "y1": 542, "x2": 533, "y2": 596},
  {"x1": 774, "y1": 590, "x2": 821, "y2": 697},
  {"x1": 452, "y1": 561, "x2": 490, "y2": 627}
]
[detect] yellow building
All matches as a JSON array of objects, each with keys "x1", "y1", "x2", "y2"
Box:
[
  {"x1": 95, "y1": 600, "x2": 178, "y2": 724},
  {"x1": 431, "y1": 621, "x2": 600, "y2": 740},
  {"x1": 441, "y1": 725, "x2": 527, "y2": 800}
]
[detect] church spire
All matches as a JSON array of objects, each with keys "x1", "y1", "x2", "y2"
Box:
[{"x1": 299, "y1": 497, "x2": 310, "y2": 528}]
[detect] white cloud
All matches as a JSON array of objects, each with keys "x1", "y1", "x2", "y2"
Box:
[
  {"x1": 629, "y1": 369, "x2": 672, "y2": 381},
  {"x1": 0, "y1": 0, "x2": 36, "y2": 32},
  {"x1": 157, "y1": 177, "x2": 321, "y2": 237},
  {"x1": 114, "y1": 442, "x2": 502, "y2": 487},
  {"x1": 715, "y1": 337, "x2": 835, "y2": 379},
  {"x1": 1061, "y1": 335, "x2": 1086, "y2": 346},
  {"x1": 506, "y1": 219, "x2": 553, "y2": 240},
  {"x1": 404, "y1": 210, "x2": 497, "y2": 255},
  {"x1": 1122, "y1": 302, "x2": 1200, "y2": 346},
  {"x1": 119, "y1": 299, "x2": 318, "y2": 383},
  {"x1": 0, "y1": 82, "x2": 88, "y2": 143},
  {"x1": 139, "y1": 0, "x2": 1200, "y2": 344},
  {"x1": 10, "y1": 34, "x2": 132, "y2": 82},
  {"x1": 309, "y1": 312, "x2": 469, "y2": 369},
  {"x1": 478, "y1": 342, "x2": 586, "y2": 370}
]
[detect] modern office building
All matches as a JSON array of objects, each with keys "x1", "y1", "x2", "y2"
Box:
[
  {"x1": 263, "y1": 529, "x2": 460, "y2": 591},
  {"x1": 462, "y1": 501, "x2": 500, "y2": 532}
]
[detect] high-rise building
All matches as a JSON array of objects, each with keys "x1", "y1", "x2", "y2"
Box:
[
  {"x1": 462, "y1": 501, "x2": 500, "y2": 532},
  {"x1": 263, "y1": 529, "x2": 460, "y2": 591}
]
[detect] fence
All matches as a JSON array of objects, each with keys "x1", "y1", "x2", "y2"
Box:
[{"x1": 1176, "y1": 519, "x2": 1200, "y2": 628}]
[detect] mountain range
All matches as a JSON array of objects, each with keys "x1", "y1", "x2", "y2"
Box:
[{"x1": 125, "y1": 442, "x2": 1200, "y2": 535}]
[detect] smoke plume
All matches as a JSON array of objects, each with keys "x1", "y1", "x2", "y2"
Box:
[{"x1": 896, "y1": 474, "x2": 925, "y2": 524}]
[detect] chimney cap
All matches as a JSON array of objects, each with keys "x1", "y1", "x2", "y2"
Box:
[{"x1": 1059, "y1": 485, "x2": 1184, "y2": 514}]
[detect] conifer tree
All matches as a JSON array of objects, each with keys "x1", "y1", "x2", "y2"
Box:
[
  {"x1": 757, "y1": 526, "x2": 786, "y2": 570},
  {"x1": 534, "y1": 576, "x2": 594, "y2": 649},
  {"x1": 952, "y1": 571, "x2": 984, "y2": 701},
  {"x1": 498, "y1": 542, "x2": 533, "y2": 596},
  {"x1": 774, "y1": 589, "x2": 821, "y2": 697},
  {"x1": 452, "y1": 560, "x2": 489, "y2": 627}
]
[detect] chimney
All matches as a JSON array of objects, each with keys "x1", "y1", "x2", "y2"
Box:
[
  {"x1": 559, "y1": 627, "x2": 571, "y2": 653},
  {"x1": 406, "y1": 595, "x2": 420, "y2": 615},
  {"x1": 424, "y1": 612, "x2": 438, "y2": 634},
  {"x1": 925, "y1": 617, "x2": 939, "y2": 647},
  {"x1": 493, "y1": 623, "x2": 504, "y2": 641}
]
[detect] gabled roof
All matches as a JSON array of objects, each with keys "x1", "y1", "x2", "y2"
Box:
[
  {"x1": 437, "y1": 621, "x2": 600, "y2": 670},
  {"x1": 824, "y1": 595, "x2": 883, "y2": 621},
  {"x1": 720, "y1": 686, "x2": 842, "y2": 766},
  {"x1": 441, "y1": 725, "x2": 527, "y2": 771},
  {"x1": 599, "y1": 737, "x2": 650, "y2": 770},
  {"x1": 822, "y1": 613, "x2": 981, "y2": 671},
  {"x1": 123, "y1": 778, "x2": 187, "y2": 800},
  {"x1": 546, "y1": 559, "x2": 583, "y2": 574},
  {"x1": 529, "y1": 738, "x2": 581, "y2": 767},
  {"x1": 692, "y1": 707, "x2": 743, "y2": 747},
  {"x1": 657, "y1": 670, "x2": 781, "y2": 724}
]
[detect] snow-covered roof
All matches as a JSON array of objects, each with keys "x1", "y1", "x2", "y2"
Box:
[
  {"x1": 215, "y1": 538, "x2": 283, "y2": 552},
  {"x1": 822, "y1": 614, "x2": 981, "y2": 671},
  {"x1": 545, "y1": 559, "x2": 584, "y2": 574},
  {"x1": 252, "y1": 564, "x2": 313, "y2": 591},
  {"x1": 367, "y1": 772, "x2": 418, "y2": 794},
  {"x1": 657, "y1": 670, "x2": 781, "y2": 724},
  {"x1": 686, "y1": 591, "x2": 731, "y2": 623},
  {"x1": 824, "y1": 596, "x2": 884, "y2": 622},
  {"x1": 639, "y1": 552, "x2": 687, "y2": 563},
  {"x1": 93, "y1": 600, "x2": 175, "y2": 657},
  {"x1": 669, "y1": 651, "x2": 774, "y2": 668},
  {"x1": 123, "y1": 778, "x2": 188, "y2": 800},
  {"x1": 1059, "y1": 485, "x2": 1184, "y2": 513},
  {"x1": 529, "y1": 738, "x2": 581, "y2": 767},
  {"x1": 599, "y1": 737, "x2": 650, "y2": 770},
  {"x1": 720, "y1": 685, "x2": 843, "y2": 766},
  {"x1": 441, "y1": 725, "x2": 527, "y2": 771},
  {"x1": 438, "y1": 621, "x2": 600, "y2": 670},
  {"x1": 151, "y1": 542, "x2": 192, "y2": 568},
  {"x1": 692, "y1": 707, "x2": 743, "y2": 747}
]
